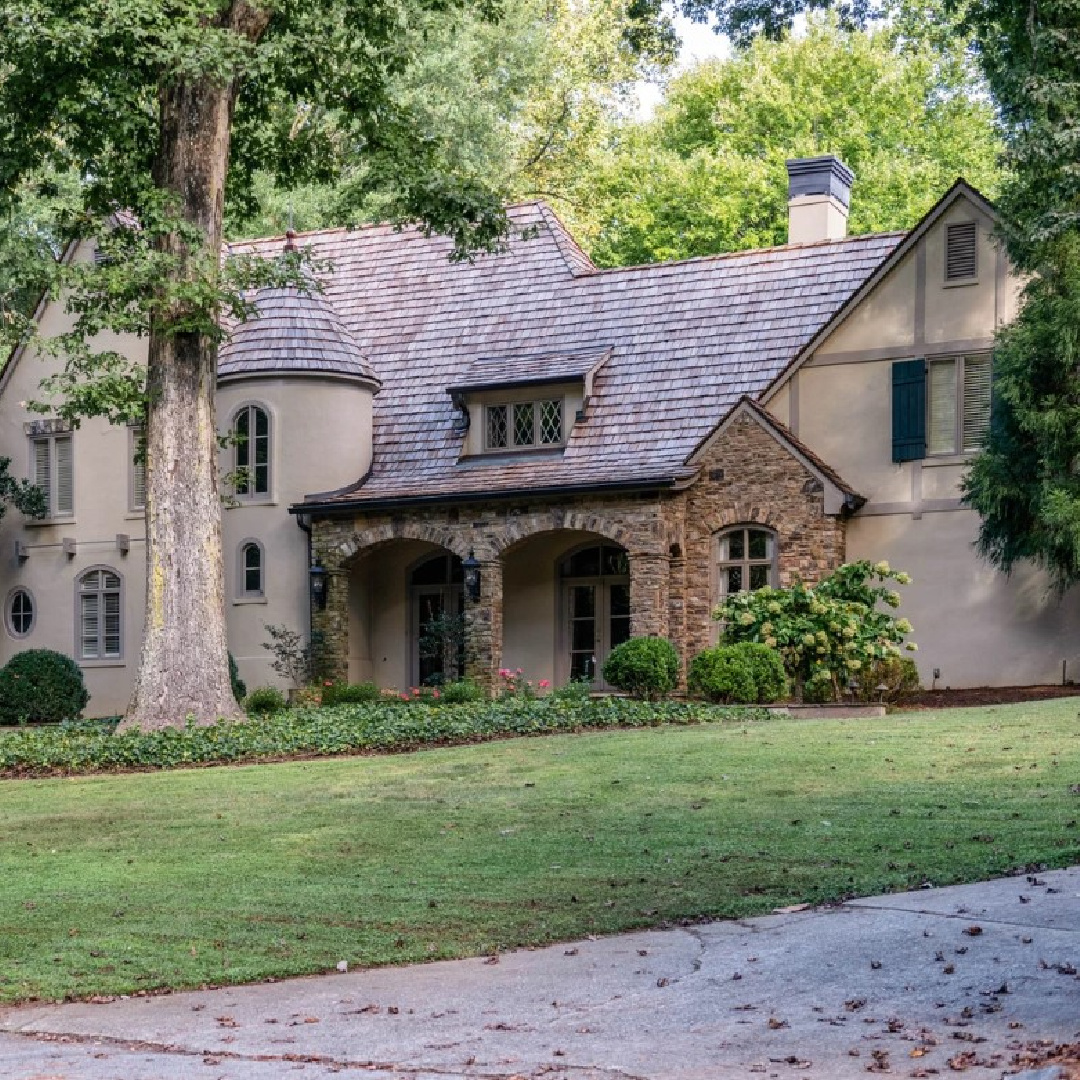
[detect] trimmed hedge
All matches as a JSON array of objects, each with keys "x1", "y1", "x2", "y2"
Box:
[
  {"x1": 688, "y1": 643, "x2": 788, "y2": 705},
  {"x1": 0, "y1": 698, "x2": 765, "y2": 778},
  {"x1": 602, "y1": 637, "x2": 680, "y2": 699},
  {"x1": 0, "y1": 649, "x2": 89, "y2": 726}
]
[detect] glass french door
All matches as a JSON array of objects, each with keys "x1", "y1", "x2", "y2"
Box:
[
  {"x1": 562, "y1": 543, "x2": 631, "y2": 690},
  {"x1": 410, "y1": 553, "x2": 465, "y2": 687}
]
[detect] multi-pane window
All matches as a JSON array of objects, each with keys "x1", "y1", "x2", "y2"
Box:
[
  {"x1": 233, "y1": 404, "x2": 271, "y2": 499},
  {"x1": 239, "y1": 541, "x2": 264, "y2": 598},
  {"x1": 30, "y1": 432, "x2": 74, "y2": 517},
  {"x1": 78, "y1": 568, "x2": 122, "y2": 660},
  {"x1": 716, "y1": 527, "x2": 777, "y2": 598},
  {"x1": 6, "y1": 589, "x2": 34, "y2": 638},
  {"x1": 927, "y1": 353, "x2": 992, "y2": 455},
  {"x1": 484, "y1": 399, "x2": 563, "y2": 451}
]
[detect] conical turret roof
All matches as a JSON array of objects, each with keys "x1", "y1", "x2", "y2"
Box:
[{"x1": 218, "y1": 267, "x2": 379, "y2": 388}]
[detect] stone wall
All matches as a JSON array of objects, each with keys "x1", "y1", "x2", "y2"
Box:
[{"x1": 309, "y1": 413, "x2": 848, "y2": 688}]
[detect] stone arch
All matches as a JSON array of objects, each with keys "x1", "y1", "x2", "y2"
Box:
[
  {"x1": 698, "y1": 504, "x2": 781, "y2": 538},
  {"x1": 337, "y1": 521, "x2": 474, "y2": 566},
  {"x1": 495, "y1": 509, "x2": 663, "y2": 558}
]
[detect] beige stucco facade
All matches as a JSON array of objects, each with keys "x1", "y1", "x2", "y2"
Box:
[{"x1": 0, "y1": 185, "x2": 1072, "y2": 716}]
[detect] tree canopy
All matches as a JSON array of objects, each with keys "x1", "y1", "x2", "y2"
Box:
[{"x1": 556, "y1": 16, "x2": 1001, "y2": 266}]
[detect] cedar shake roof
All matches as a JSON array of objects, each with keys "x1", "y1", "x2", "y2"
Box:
[
  {"x1": 447, "y1": 345, "x2": 612, "y2": 393},
  {"x1": 230, "y1": 203, "x2": 903, "y2": 508},
  {"x1": 217, "y1": 282, "x2": 379, "y2": 387}
]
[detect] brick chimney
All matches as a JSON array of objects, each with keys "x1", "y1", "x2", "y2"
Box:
[{"x1": 785, "y1": 156, "x2": 854, "y2": 244}]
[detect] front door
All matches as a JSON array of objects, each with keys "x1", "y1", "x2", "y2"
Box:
[
  {"x1": 410, "y1": 553, "x2": 465, "y2": 687},
  {"x1": 562, "y1": 543, "x2": 630, "y2": 690}
]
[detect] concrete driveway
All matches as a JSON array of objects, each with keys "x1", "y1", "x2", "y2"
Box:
[{"x1": 1, "y1": 868, "x2": 1077, "y2": 1079}]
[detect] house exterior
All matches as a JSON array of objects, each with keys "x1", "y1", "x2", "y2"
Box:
[{"x1": 2, "y1": 156, "x2": 1077, "y2": 717}]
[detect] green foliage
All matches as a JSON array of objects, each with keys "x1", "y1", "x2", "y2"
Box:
[
  {"x1": 320, "y1": 681, "x2": 381, "y2": 707},
  {"x1": 716, "y1": 561, "x2": 916, "y2": 702},
  {"x1": 959, "y1": 0, "x2": 1080, "y2": 587},
  {"x1": 566, "y1": 15, "x2": 1000, "y2": 266},
  {"x1": 439, "y1": 679, "x2": 487, "y2": 704},
  {"x1": 0, "y1": 697, "x2": 760, "y2": 777},
  {"x1": 244, "y1": 686, "x2": 288, "y2": 716},
  {"x1": 689, "y1": 642, "x2": 788, "y2": 704},
  {"x1": 228, "y1": 652, "x2": 246, "y2": 704},
  {"x1": 851, "y1": 656, "x2": 921, "y2": 703},
  {"x1": 549, "y1": 678, "x2": 593, "y2": 703},
  {"x1": 418, "y1": 611, "x2": 466, "y2": 686},
  {"x1": 261, "y1": 625, "x2": 315, "y2": 688},
  {"x1": 0, "y1": 649, "x2": 89, "y2": 726},
  {"x1": 602, "y1": 637, "x2": 680, "y2": 700}
]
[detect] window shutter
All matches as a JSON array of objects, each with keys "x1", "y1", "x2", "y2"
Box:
[
  {"x1": 32, "y1": 438, "x2": 51, "y2": 503},
  {"x1": 891, "y1": 359, "x2": 926, "y2": 462},
  {"x1": 945, "y1": 221, "x2": 978, "y2": 281},
  {"x1": 55, "y1": 435, "x2": 74, "y2": 515},
  {"x1": 962, "y1": 354, "x2": 992, "y2": 452},
  {"x1": 928, "y1": 359, "x2": 958, "y2": 455},
  {"x1": 81, "y1": 593, "x2": 100, "y2": 659}
]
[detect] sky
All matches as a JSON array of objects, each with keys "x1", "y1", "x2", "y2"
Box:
[{"x1": 635, "y1": 13, "x2": 732, "y2": 117}]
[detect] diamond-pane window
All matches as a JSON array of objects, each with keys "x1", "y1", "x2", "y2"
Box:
[
  {"x1": 513, "y1": 403, "x2": 534, "y2": 446},
  {"x1": 486, "y1": 405, "x2": 508, "y2": 449},
  {"x1": 539, "y1": 400, "x2": 562, "y2": 444}
]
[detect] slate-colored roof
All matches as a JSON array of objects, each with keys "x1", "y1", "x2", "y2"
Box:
[
  {"x1": 230, "y1": 204, "x2": 903, "y2": 508},
  {"x1": 447, "y1": 346, "x2": 611, "y2": 394},
  {"x1": 217, "y1": 282, "x2": 379, "y2": 387}
]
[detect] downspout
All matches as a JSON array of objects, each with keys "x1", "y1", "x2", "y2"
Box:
[{"x1": 296, "y1": 511, "x2": 313, "y2": 649}]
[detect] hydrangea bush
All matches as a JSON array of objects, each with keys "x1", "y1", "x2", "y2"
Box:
[{"x1": 715, "y1": 560, "x2": 917, "y2": 702}]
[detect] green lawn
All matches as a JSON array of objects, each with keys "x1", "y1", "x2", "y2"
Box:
[{"x1": 1, "y1": 700, "x2": 1078, "y2": 1005}]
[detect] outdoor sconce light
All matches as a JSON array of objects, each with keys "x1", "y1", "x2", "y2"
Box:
[
  {"x1": 309, "y1": 563, "x2": 328, "y2": 611},
  {"x1": 462, "y1": 550, "x2": 481, "y2": 602}
]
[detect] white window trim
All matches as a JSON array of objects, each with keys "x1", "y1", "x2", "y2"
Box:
[
  {"x1": 76, "y1": 565, "x2": 124, "y2": 665},
  {"x1": 714, "y1": 526, "x2": 779, "y2": 601}
]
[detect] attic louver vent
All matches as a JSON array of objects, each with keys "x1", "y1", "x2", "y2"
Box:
[{"x1": 945, "y1": 221, "x2": 977, "y2": 281}]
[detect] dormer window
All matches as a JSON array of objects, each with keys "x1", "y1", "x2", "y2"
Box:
[{"x1": 485, "y1": 399, "x2": 564, "y2": 451}]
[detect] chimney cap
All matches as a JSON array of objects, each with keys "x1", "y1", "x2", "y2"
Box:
[{"x1": 786, "y1": 155, "x2": 855, "y2": 209}]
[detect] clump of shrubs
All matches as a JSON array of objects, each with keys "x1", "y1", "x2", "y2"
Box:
[
  {"x1": 244, "y1": 686, "x2": 288, "y2": 715},
  {"x1": 851, "y1": 656, "x2": 921, "y2": 703},
  {"x1": 439, "y1": 679, "x2": 487, "y2": 704},
  {"x1": 321, "y1": 681, "x2": 381, "y2": 707},
  {"x1": 688, "y1": 642, "x2": 788, "y2": 704},
  {"x1": 602, "y1": 636, "x2": 680, "y2": 700},
  {"x1": 0, "y1": 649, "x2": 89, "y2": 725}
]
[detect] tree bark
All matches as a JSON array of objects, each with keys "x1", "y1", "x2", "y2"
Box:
[{"x1": 121, "y1": 3, "x2": 271, "y2": 730}]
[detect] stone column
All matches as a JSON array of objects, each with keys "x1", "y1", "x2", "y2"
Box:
[
  {"x1": 310, "y1": 522, "x2": 350, "y2": 684},
  {"x1": 629, "y1": 552, "x2": 670, "y2": 640},
  {"x1": 463, "y1": 556, "x2": 503, "y2": 690}
]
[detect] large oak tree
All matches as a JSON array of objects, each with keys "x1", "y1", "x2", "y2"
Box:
[{"x1": 0, "y1": 0, "x2": 511, "y2": 729}]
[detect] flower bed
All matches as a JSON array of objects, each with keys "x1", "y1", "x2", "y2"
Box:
[{"x1": 0, "y1": 698, "x2": 764, "y2": 778}]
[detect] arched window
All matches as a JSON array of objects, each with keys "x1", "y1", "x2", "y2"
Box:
[
  {"x1": 238, "y1": 540, "x2": 264, "y2": 598},
  {"x1": 715, "y1": 527, "x2": 778, "y2": 599},
  {"x1": 5, "y1": 588, "x2": 35, "y2": 638},
  {"x1": 77, "y1": 567, "x2": 122, "y2": 660},
  {"x1": 233, "y1": 404, "x2": 271, "y2": 500}
]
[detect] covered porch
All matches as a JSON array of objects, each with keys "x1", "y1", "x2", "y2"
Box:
[{"x1": 310, "y1": 509, "x2": 678, "y2": 692}]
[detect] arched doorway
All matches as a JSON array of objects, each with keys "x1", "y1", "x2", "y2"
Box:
[
  {"x1": 409, "y1": 552, "x2": 464, "y2": 686},
  {"x1": 560, "y1": 542, "x2": 630, "y2": 689}
]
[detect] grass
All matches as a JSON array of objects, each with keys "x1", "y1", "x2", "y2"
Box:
[{"x1": 0, "y1": 699, "x2": 1078, "y2": 1005}]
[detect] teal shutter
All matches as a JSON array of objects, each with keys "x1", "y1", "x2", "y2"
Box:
[{"x1": 892, "y1": 358, "x2": 926, "y2": 462}]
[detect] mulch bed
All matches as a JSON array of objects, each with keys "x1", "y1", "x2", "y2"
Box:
[{"x1": 902, "y1": 685, "x2": 1080, "y2": 710}]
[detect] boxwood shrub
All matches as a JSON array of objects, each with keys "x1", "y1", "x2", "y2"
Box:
[
  {"x1": 688, "y1": 643, "x2": 788, "y2": 704},
  {"x1": 0, "y1": 649, "x2": 89, "y2": 726},
  {"x1": 0, "y1": 697, "x2": 765, "y2": 777},
  {"x1": 601, "y1": 637, "x2": 680, "y2": 700}
]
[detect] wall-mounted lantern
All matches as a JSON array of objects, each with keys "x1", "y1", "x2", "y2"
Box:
[
  {"x1": 309, "y1": 563, "x2": 328, "y2": 611},
  {"x1": 462, "y1": 550, "x2": 481, "y2": 602}
]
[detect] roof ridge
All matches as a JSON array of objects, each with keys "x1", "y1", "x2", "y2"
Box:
[{"x1": 536, "y1": 203, "x2": 598, "y2": 277}]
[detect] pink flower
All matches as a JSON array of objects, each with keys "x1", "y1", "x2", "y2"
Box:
[
  {"x1": 400, "y1": 693, "x2": 410, "y2": 701},
  {"x1": 432, "y1": 689, "x2": 441, "y2": 698},
  {"x1": 538, "y1": 679, "x2": 550, "y2": 689}
]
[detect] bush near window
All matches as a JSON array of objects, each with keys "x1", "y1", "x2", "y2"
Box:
[
  {"x1": 602, "y1": 636, "x2": 680, "y2": 700},
  {"x1": 244, "y1": 686, "x2": 288, "y2": 715},
  {"x1": 716, "y1": 560, "x2": 917, "y2": 703},
  {"x1": 0, "y1": 649, "x2": 89, "y2": 725},
  {"x1": 688, "y1": 642, "x2": 788, "y2": 704},
  {"x1": 321, "y1": 681, "x2": 381, "y2": 707},
  {"x1": 0, "y1": 697, "x2": 764, "y2": 777}
]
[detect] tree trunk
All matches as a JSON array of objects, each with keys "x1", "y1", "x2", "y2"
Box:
[{"x1": 121, "y1": 3, "x2": 271, "y2": 730}]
